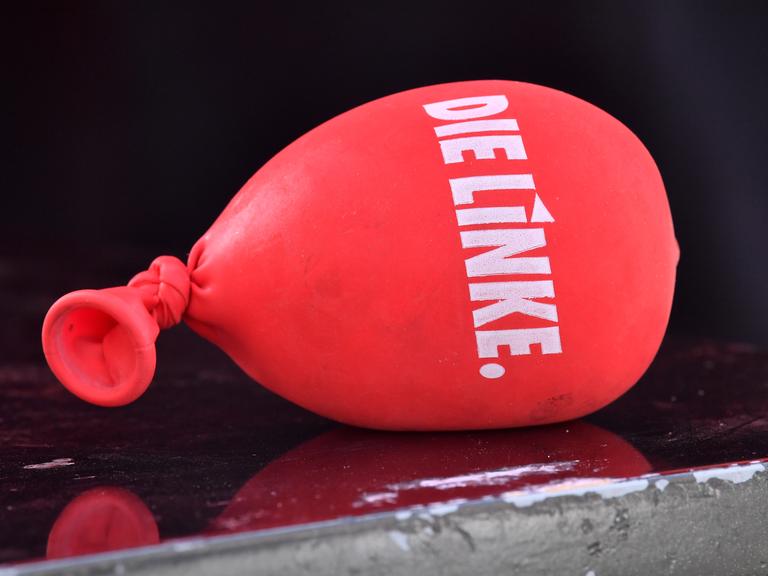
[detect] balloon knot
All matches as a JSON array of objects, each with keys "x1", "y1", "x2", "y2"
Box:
[{"x1": 128, "y1": 256, "x2": 190, "y2": 329}]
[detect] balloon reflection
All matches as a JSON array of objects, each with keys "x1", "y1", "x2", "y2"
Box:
[
  {"x1": 46, "y1": 421, "x2": 649, "y2": 557},
  {"x1": 46, "y1": 487, "x2": 159, "y2": 559},
  {"x1": 208, "y1": 421, "x2": 649, "y2": 532}
]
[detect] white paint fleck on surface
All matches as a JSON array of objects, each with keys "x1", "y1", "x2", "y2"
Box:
[
  {"x1": 387, "y1": 462, "x2": 579, "y2": 491},
  {"x1": 23, "y1": 458, "x2": 74, "y2": 470},
  {"x1": 395, "y1": 510, "x2": 412, "y2": 521},
  {"x1": 655, "y1": 479, "x2": 669, "y2": 491},
  {"x1": 355, "y1": 491, "x2": 398, "y2": 507},
  {"x1": 215, "y1": 510, "x2": 268, "y2": 530},
  {"x1": 427, "y1": 500, "x2": 465, "y2": 516},
  {"x1": 501, "y1": 478, "x2": 650, "y2": 507},
  {"x1": 593, "y1": 479, "x2": 649, "y2": 498},
  {"x1": 170, "y1": 540, "x2": 205, "y2": 553},
  {"x1": 388, "y1": 530, "x2": 410, "y2": 552},
  {"x1": 585, "y1": 571, "x2": 596, "y2": 576},
  {"x1": 692, "y1": 463, "x2": 765, "y2": 484},
  {"x1": 354, "y1": 462, "x2": 578, "y2": 508}
]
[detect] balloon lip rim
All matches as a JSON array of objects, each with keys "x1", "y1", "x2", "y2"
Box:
[{"x1": 42, "y1": 289, "x2": 156, "y2": 407}]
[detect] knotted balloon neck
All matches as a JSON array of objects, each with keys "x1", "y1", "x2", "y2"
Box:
[{"x1": 128, "y1": 256, "x2": 190, "y2": 329}]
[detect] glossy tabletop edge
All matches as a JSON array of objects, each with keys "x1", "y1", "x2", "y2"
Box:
[{"x1": 8, "y1": 458, "x2": 768, "y2": 576}]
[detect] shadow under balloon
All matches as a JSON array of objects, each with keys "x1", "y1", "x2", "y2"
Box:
[{"x1": 45, "y1": 420, "x2": 649, "y2": 559}]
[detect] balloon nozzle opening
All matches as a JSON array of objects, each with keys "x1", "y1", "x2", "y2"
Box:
[{"x1": 42, "y1": 287, "x2": 160, "y2": 407}]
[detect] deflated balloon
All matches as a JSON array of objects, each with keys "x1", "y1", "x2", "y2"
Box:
[{"x1": 42, "y1": 80, "x2": 678, "y2": 430}]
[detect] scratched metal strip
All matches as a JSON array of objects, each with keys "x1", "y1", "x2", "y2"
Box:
[{"x1": 8, "y1": 460, "x2": 768, "y2": 576}]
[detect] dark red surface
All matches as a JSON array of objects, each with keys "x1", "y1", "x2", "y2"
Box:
[{"x1": 1, "y1": 254, "x2": 767, "y2": 565}]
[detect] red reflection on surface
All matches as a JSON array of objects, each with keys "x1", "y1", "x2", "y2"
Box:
[
  {"x1": 47, "y1": 487, "x2": 159, "y2": 559},
  {"x1": 209, "y1": 421, "x2": 649, "y2": 533},
  {"x1": 44, "y1": 422, "x2": 649, "y2": 555}
]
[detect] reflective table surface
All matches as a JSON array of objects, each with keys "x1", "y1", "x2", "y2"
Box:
[{"x1": 2, "y1": 253, "x2": 768, "y2": 569}]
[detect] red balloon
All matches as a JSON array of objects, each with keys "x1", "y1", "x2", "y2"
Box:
[{"x1": 42, "y1": 80, "x2": 678, "y2": 430}]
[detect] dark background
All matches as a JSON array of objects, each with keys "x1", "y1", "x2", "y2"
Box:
[{"x1": 3, "y1": 1, "x2": 767, "y2": 342}]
